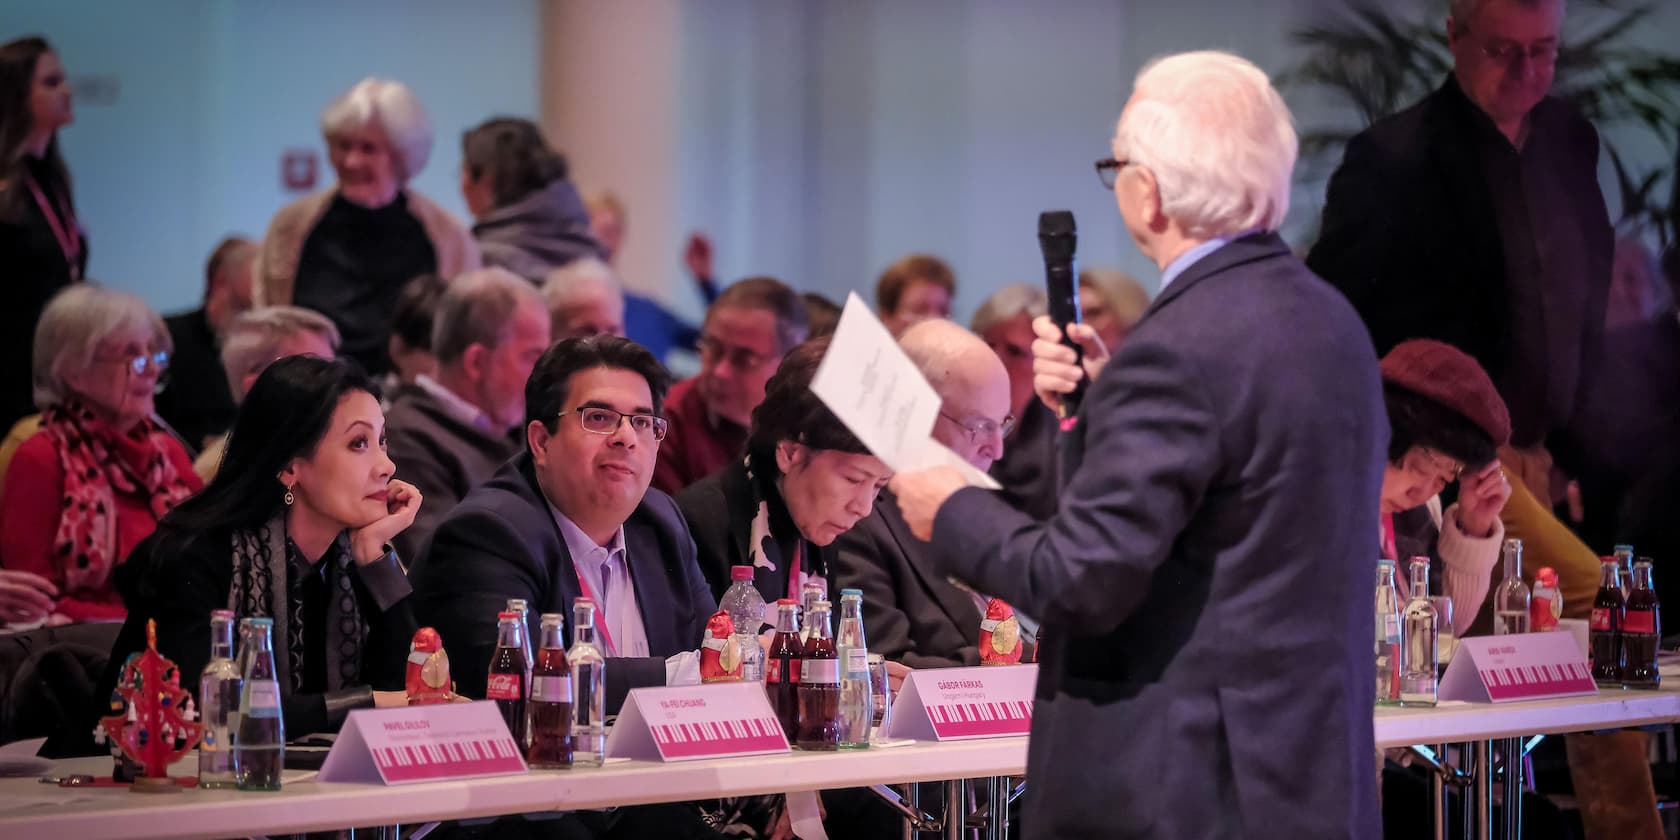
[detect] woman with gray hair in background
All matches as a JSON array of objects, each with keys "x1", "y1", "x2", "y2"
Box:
[
  {"x1": 0, "y1": 286, "x2": 201, "y2": 625},
  {"x1": 254, "y1": 77, "x2": 479, "y2": 376},
  {"x1": 460, "y1": 116, "x2": 603, "y2": 282}
]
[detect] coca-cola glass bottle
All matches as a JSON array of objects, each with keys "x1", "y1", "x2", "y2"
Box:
[
  {"x1": 1493, "y1": 538, "x2": 1530, "y2": 635},
  {"x1": 836, "y1": 589, "x2": 871, "y2": 748},
  {"x1": 766, "y1": 598, "x2": 803, "y2": 742},
  {"x1": 508, "y1": 598, "x2": 535, "y2": 679},
  {"x1": 568, "y1": 598, "x2": 607, "y2": 767},
  {"x1": 528, "y1": 613, "x2": 574, "y2": 768},
  {"x1": 1613, "y1": 544, "x2": 1635, "y2": 599},
  {"x1": 1623, "y1": 560, "x2": 1660, "y2": 690},
  {"x1": 1399, "y1": 558, "x2": 1438, "y2": 707},
  {"x1": 234, "y1": 618, "x2": 284, "y2": 791},
  {"x1": 797, "y1": 601, "x2": 841, "y2": 751},
  {"x1": 1589, "y1": 557, "x2": 1625, "y2": 687},
  {"x1": 799, "y1": 579, "x2": 827, "y2": 643},
  {"x1": 199, "y1": 609, "x2": 241, "y2": 788},
  {"x1": 488, "y1": 611, "x2": 529, "y2": 746},
  {"x1": 1374, "y1": 559, "x2": 1401, "y2": 706}
]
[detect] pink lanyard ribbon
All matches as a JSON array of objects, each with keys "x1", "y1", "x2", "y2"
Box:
[{"x1": 25, "y1": 173, "x2": 81, "y2": 278}]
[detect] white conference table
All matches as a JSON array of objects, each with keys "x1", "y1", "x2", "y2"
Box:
[{"x1": 3, "y1": 688, "x2": 1678, "y2": 840}]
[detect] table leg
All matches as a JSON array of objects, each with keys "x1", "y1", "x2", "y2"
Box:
[
  {"x1": 907, "y1": 783, "x2": 922, "y2": 839},
  {"x1": 1462, "y1": 744, "x2": 1474, "y2": 840},
  {"x1": 945, "y1": 779, "x2": 965, "y2": 840},
  {"x1": 1501, "y1": 737, "x2": 1522, "y2": 840},
  {"x1": 1475, "y1": 740, "x2": 1492, "y2": 840},
  {"x1": 1432, "y1": 744, "x2": 1448, "y2": 840},
  {"x1": 986, "y1": 776, "x2": 1010, "y2": 840}
]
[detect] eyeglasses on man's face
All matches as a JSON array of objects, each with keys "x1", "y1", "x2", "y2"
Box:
[
  {"x1": 559, "y1": 406, "x2": 669, "y2": 442},
  {"x1": 697, "y1": 335, "x2": 774, "y2": 373},
  {"x1": 1095, "y1": 157, "x2": 1130, "y2": 190},
  {"x1": 939, "y1": 410, "x2": 1016, "y2": 443},
  {"x1": 1458, "y1": 24, "x2": 1561, "y2": 67}
]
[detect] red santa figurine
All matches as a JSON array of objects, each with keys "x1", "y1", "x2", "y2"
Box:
[
  {"x1": 406, "y1": 627, "x2": 454, "y2": 705},
  {"x1": 979, "y1": 598, "x2": 1024, "y2": 666},
  {"x1": 699, "y1": 609, "x2": 743, "y2": 682}
]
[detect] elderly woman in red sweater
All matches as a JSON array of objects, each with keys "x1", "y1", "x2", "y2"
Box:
[{"x1": 0, "y1": 285, "x2": 201, "y2": 624}]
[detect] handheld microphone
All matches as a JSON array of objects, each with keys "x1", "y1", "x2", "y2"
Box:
[{"x1": 1038, "y1": 210, "x2": 1083, "y2": 419}]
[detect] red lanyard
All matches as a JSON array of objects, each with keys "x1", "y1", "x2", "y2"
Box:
[
  {"x1": 787, "y1": 541, "x2": 803, "y2": 601},
  {"x1": 573, "y1": 564, "x2": 619, "y2": 658},
  {"x1": 1380, "y1": 513, "x2": 1397, "y2": 563},
  {"x1": 24, "y1": 172, "x2": 81, "y2": 278}
]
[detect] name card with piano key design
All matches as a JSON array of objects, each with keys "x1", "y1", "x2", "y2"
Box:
[
  {"x1": 891, "y1": 664, "x2": 1036, "y2": 741},
  {"x1": 606, "y1": 682, "x2": 790, "y2": 762},
  {"x1": 319, "y1": 701, "x2": 527, "y2": 784},
  {"x1": 1440, "y1": 632, "x2": 1598, "y2": 703}
]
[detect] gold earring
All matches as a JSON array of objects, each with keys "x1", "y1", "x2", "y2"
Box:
[{"x1": 284, "y1": 487, "x2": 295, "y2": 506}]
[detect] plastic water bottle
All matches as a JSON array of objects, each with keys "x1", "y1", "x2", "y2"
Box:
[
  {"x1": 719, "y1": 566, "x2": 767, "y2": 682},
  {"x1": 836, "y1": 589, "x2": 872, "y2": 748},
  {"x1": 234, "y1": 618, "x2": 284, "y2": 791},
  {"x1": 198, "y1": 610, "x2": 241, "y2": 787}
]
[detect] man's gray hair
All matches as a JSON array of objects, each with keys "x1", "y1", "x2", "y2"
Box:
[
  {"x1": 543, "y1": 258, "x2": 625, "y2": 319},
  {"x1": 32, "y1": 285, "x2": 171, "y2": 411},
  {"x1": 433, "y1": 268, "x2": 545, "y2": 365},
  {"x1": 970, "y1": 283, "x2": 1048, "y2": 338},
  {"x1": 1114, "y1": 51, "x2": 1298, "y2": 239},
  {"x1": 1449, "y1": 0, "x2": 1558, "y2": 24},
  {"x1": 320, "y1": 77, "x2": 433, "y2": 182},
  {"x1": 220, "y1": 306, "x2": 341, "y2": 400}
]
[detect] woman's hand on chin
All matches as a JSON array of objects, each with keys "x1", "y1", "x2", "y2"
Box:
[{"x1": 350, "y1": 479, "x2": 422, "y2": 565}]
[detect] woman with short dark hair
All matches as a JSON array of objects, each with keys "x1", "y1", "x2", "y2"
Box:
[
  {"x1": 100, "y1": 355, "x2": 425, "y2": 738},
  {"x1": 0, "y1": 36, "x2": 84, "y2": 428},
  {"x1": 460, "y1": 117, "x2": 602, "y2": 282}
]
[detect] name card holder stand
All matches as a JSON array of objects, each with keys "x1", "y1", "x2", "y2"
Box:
[
  {"x1": 319, "y1": 701, "x2": 527, "y2": 784},
  {"x1": 890, "y1": 664, "x2": 1036, "y2": 741},
  {"x1": 607, "y1": 682, "x2": 790, "y2": 762},
  {"x1": 1440, "y1": 632, "x2": 1598, "y2": 703}
]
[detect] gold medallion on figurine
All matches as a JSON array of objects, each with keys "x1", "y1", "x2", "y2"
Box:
[
  {"x1": 990, "y1": 617, "x2": 1020, "y2": 654},
  {"x1": 720, "y1": 638, "x2": 741, "y2": 673},
  {"x1": 421, "y1": 651, "x2": 451, "y2": 689}
]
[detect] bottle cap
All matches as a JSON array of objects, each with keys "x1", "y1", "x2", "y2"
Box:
[
  {"x1": 248, "y1": 617, "x2": 273, "y2": 627},
  {"x1": 1615, "y1": 544, "x2": 1634, "y2": 553},
  {"x1": 540, "y1": 612, "x2": 564, "y2": 625},
  {"x1": 1537, "y1": 566, "x2": 1557, "y2": 583},
  {"x1": 211, "y1": 609, "x2": 235, "y2": 619},
  {"x1": 1378, "y1": 558, "x2": 1395, "y2": 567},
  {"x1": 731, "y1": 565, "x2": 755, "y2": 581},
  {"x1": 507, "y1": 598, "x2": 528, "y2": 609},
  {"x1": 498, "y1": 611, "x2": 518, "y2": 620},
  {"x1": 574, "y1": 597, "x2": 596, "y2": 608},
  {"x1": 1601, "y1": 556, "x2": 1618, "y2": 564},
  {"x1": 841, "y1": 588, "x2": 863, "y2": 598}
]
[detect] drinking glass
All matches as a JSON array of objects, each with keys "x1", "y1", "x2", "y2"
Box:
[
  {"x1": 1432, "y1": 596, "x2": 1456, "y2": 668},
  {"x1": 867, "y1": 654, "x2": 892, "y2": 743}
]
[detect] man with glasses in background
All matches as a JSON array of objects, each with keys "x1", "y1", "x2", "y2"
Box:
[
  {"x1": 651, "y1": 277, "x2": 808, "y2": 496},
  {"x1": 1306, "y1": 1, "x2": 1655, "y2": 834}
]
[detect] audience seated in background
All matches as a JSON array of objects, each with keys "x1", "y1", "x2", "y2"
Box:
[
  {"x1": 802, "y1": 291, "x2": 841, "y2": 339},
  {"x1": 254, "y1": 77, "x2": 480, "y2": 376},
  {"x1": 195, "y1": 305, "x2": 340, "y2": 481},
  {"x1": 544, "y1": 257, "x2": 626, "y2": 340},
  {"x1": 461, "y1": 117, "x2": 603, "y2": 282},
  {"x1": 584, "y1": 189, "x2": 719, "y2": 367},
  {"x1": 409, "y1": 336, "x2": 711, "y2": 703},
  {"x1": 386, "y1": 273, "x2": 446, "y2": 392},
  {"x1": 0, "y1": 286, "x2": 201, "y2": 624},
  {"x1": 386, "y1": 268, "x2": 548, "y2": 561},
  {"x1": 155, "y1": 235, "x2": 256, "y2": 451},
  {"x1": 100, "y1": 356, "x2": 422, "y2": 743},
  {"x1": 876, "y1": 253, "x2": 955, "y2": 337},
  {"x1": 971, "y1": 283, "x2": 1055, "y2": 520},
  {"x1": 836, "y1": 319, "x2": 1021, "y2": 668},
  {"x1": 652, "y1": 277, "x2": 808, "y2": 496},
  {"x1": 1376, "y1": 340, "x2": 1512, "y2": 636},
  {"x1": 678, "y1": 336, "x2": 891, "y2": 603},
  {"x1": 1078, "y1": 267, "x2": 1151, "y2": 351}
]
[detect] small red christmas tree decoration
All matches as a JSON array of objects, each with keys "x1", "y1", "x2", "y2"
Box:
[{"x1": 99, "y1": 619, "x2": 203, "y2": 792}]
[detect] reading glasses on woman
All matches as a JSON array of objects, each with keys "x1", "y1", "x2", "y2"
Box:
[{"x1": 559, "y1": 405, "x2": 669, "y2": 442}]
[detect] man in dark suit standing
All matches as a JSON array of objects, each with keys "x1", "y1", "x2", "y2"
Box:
[
  {"x1": 1306, "y1": 0, "x2": 1610, "y2": 506},
  {"x1": 890, "y1": 51, "x2": 1387, "y2": 838},
  {"x1": 409, "y1": 336, "x2": 714, "y2": 708}
]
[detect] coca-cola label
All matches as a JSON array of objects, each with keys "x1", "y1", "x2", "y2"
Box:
[
  {"x1": 531, "y1": 675, "x2": 572, "y2": 703},
  {"x1": 767, "y1": 658, "x2": 800, "y2": 685},
  {"x1": 800, "y1": 658, "x2": 841, "y2": 684},
  {"x1": 486, "y1": 673, "x2": 524, "y2": 700},
  {"x1": 1625, "y1": 611, "x2": 1657, "y2": 635},
  {"x1": 1589, "y1": 608, "x2": 1616, "y2": 632}
]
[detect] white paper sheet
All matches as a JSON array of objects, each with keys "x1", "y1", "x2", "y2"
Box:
[{"x1": 810, "y1": 293, "x2": 999, "y2": 489}]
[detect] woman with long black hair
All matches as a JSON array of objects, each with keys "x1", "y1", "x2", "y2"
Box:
[
  {"x1": 98, "y1": 355, "x2": 427, "y2": 738},
  {"x1": 0, "y1": 36, "x2": 83, "y2": 428}
]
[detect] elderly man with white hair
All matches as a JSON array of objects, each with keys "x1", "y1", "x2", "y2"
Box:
[
  {"x1": 969, "y1": 283, "x2": 1058, "y2": 520},
  {"x1": 543, "y1": 257, "x2": 626, "y2": 341},
  {"x1": 254, "y1": 77, "x2": 480, "y2": 375},
  {"x1": 891, "y1": 51, "x2": 1386, "y2": 837},
  {"x1": 385, "y1": 268, "x2": 550, "y2": 561}
]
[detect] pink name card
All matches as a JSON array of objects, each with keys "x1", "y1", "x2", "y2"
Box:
[
  {"x1": 319, "y1": 701, "x2": 527, "y2": 784},
  {"x1": 1441, "y1": 632, "x2": 1598, "y2": 703},
  {"x1": 890, "y1": 664, "x2": 1036, "y2": 741},
  {"x1": 606, "y1": 682, "x2": 790, "y2": 762}
]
